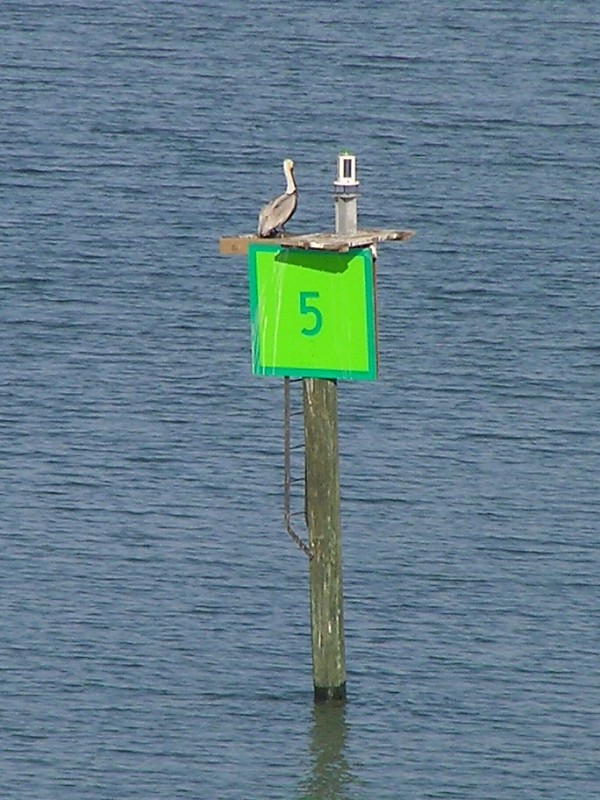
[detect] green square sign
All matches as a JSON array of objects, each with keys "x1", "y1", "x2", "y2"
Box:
[{"x1": 248, "y1": 245, "x2": 377, "y2": 380}]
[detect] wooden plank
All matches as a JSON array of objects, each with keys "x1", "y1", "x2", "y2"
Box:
[
  {"x1": 219, "y1": 228, "x2": 415, "y2": 256},
  {"x1": 219, "y1": 235, "x2": 267, "y2": 256}
]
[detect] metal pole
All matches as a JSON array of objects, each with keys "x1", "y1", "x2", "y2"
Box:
[{"x1": 303, "y1": 153, "x2": 358, "y2": 703}]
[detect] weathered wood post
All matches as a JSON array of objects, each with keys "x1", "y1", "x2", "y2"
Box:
[
  {"x1": 303, "y1": 375, "x2": 345, "y2": 701},
  {"x1": 303, "y1": 152, "x2": 359, "y2": 702}
]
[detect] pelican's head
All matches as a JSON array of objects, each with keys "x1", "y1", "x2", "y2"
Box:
[{"x1": 283, "y1": 158, "x2": 294, "y2": 174}]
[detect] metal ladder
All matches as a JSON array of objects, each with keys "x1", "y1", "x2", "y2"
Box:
[{"x1": 283, "y1": 377, "x2": 313, "y2": 559}]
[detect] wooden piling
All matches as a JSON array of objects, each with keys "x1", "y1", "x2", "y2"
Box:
[
  {"x1": 303, "y1": 376, "x2": 345, "y2": 701},
  {"x1": 302, "y1": 154, "x2": 359, "y2": 702}
]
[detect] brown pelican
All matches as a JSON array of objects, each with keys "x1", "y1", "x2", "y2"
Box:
[{"x1": 257, "y1": 158, "x2": 297, "y2": 237}]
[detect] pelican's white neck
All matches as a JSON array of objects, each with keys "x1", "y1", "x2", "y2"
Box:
[{"x1": 283, "y1": 160, "x2": 296, "y2": 194}]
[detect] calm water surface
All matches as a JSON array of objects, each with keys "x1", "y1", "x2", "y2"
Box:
[{"x1": 2, "y1": 2, "x2": 599, "y2": 798}]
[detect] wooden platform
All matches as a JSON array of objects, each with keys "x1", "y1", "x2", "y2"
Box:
[{"x1": 219, "y1": 228, "x2": 415, "y2": 256}]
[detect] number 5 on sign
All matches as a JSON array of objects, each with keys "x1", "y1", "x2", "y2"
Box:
[
  {"x1": 299, "y1": 291, "x2": 322, "y2": 336},
  {"x1": 248, "y1": 245, "x2": 377, "y2": 381}
]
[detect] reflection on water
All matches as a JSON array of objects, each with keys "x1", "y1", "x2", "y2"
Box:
[{"x1": 297, "y1": 703, "x2": 359, "y2": 800}]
